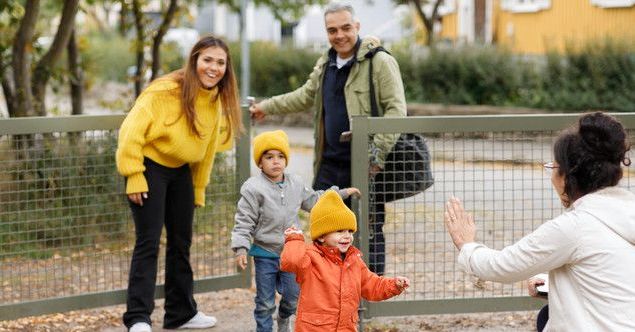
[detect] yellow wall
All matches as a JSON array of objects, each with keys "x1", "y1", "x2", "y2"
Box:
[
  {"x1": 439, "y1": 11, "x2": 458, "y2": 42},
  {"x1": 438, "y1": 1, "x2": 635, "y2": 54}
]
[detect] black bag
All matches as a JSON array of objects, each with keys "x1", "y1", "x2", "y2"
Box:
[{"x1": 366, "y1": 48, "x2": 434, "y2": 203}]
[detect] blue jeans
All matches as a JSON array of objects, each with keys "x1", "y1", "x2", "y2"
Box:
[{"x1": 253, "y1": 257, "x2": 299, "y2": 332}]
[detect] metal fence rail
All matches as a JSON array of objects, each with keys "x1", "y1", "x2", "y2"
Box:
[
  {"x1": 0, "y1": 113, "x2": 252, "y2": 320},
  {"x1": 350, "y1": 114, "x2": 635, "y2": 318},
  {"x1": 2, "y1": 113, "x2": 633, "y2": 322}
]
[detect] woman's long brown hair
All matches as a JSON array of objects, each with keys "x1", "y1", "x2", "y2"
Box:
[{"x1": 166, "y1": 35, "x2": 243, "y2": 142}]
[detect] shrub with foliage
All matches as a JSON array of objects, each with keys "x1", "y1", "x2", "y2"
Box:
[
  {"x1": 81, "y1": 32, "x2": 185, "y2": 84},
  {"x1": 533, "y1": 40, "x2": 635, "y2": 111},
  {"x1": 394, "y1": 40, "x2": 635, "y2": 112},
  {"x1": 82, "y1": 32, "x2": 135, "y2": 83},
  {"x1": 230, "y1": 41, "x2": 320, "y2": 97},
  {"x1": 0, "y1": 133, "x2": 237, "y2": 256}
]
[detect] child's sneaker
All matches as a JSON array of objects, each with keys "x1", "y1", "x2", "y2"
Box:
[
  {"x1": 177, "y1": 311, "x2": 217, "y2": 329},
  {"x1": 277, "y1": 317, "x2": 290, "y2": 332},
  {"x1": 129, "y1": 322, "x2": 152, "y2": 332}
]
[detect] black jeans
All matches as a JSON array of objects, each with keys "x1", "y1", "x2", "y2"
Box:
[
  {"x1": 537, "y1": 305, "x2": 549, "y2": 332},
  {"x1": 123, "y1": 158, "x2": 197, "y2": 329},
  {"x1": 314, "y1": 158, "x2": 385, "y2": 275}
]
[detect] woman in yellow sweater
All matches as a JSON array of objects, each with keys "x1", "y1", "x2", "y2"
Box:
[{"x1": 116, "y1": 35, "x2": 243, "y2": 332}]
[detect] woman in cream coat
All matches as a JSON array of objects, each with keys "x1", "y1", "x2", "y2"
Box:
[{"x1": 445, "y1": 112, "x2": 635, "y2": 331}]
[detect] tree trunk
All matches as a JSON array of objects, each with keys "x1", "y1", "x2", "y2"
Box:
[
  {"x1": 31, "y1": 0, "x2": 79, "y2": 117},
  {"x1": 119, "y1": 0, "x2": 130, "y2": 37},
  {"x1": 132, "y1": 0, "x2": 145, "y2": 97},
  {"x1": 150, "y1": 0, "x2": 179, "y2": 82},
  {"x1": 12, "y1": 0, "x2": 40, "y2": 118},
  {"x1": 67, "y1": 28, "x2": 83, "y2": 116},
  {"x1": 1, "y1": 62, "x2": 16, "y2": 117},
  {"x1": 410, "y1": 0, "x2": 442, "y2": 46}
]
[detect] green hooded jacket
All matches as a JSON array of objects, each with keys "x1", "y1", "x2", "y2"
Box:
[{"x1": 260, "y1": 36, "x2": 407, "y2": 179}]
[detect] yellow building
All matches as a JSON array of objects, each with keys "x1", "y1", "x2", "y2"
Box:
[{"x1": 432, "y1": 0, "x2": 635, "y2": 54}]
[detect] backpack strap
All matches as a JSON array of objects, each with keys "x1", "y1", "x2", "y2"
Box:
[{"x1": 364, "y1": 46, "x2": 389, "y2": 118}]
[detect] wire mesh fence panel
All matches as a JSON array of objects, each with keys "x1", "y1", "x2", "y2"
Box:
[
  {"x1": 356, "y1": 115, "x2": 635, "y2": 313},
  {"x1": 0, "y1": 126, "x2": 240, "y2": 307}
]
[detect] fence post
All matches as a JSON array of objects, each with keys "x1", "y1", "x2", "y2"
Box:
[{"x1": 351, "y1": 115, "x2": 371, "y2": 327}]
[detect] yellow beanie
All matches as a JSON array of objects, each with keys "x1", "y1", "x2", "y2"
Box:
[
  {"x1": 310, "y1": 190, "x2": 357, "y2": 240},
  {"x1": 252, "y1": 130, "x2": 291, "y2": 166}
]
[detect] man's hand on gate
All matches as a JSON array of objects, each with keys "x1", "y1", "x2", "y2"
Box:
[{"x1": 249, "y1": 102, "x2": 266, "y2": 121}]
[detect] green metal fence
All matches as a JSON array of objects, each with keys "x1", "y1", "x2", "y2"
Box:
[
  {"x1": 0, "y1": 112, "x2": 252, "y2": 320},
  {"x1": 350, "y1": 114, "x2": 635, "y2": 318},
  {"x1": 2, "y1": 112, "x2": 633, "y2": 322}
]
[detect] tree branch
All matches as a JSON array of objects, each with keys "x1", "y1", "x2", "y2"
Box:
[
  {"x1": 12, "y1": 0, "x2": 40, "y2": 117},
  {"x1": 67, "y1": 28, "x2": 83, "y2": 115},
  {"x1": 150, "y1": 0, "x2": 178, "y2": 82},
  {"x1": 132, "y1": 0, "x2": 145, "y2": 97},
  {"x1": 410, "y1": 0, "x2": 439, "y2": 46},
  {"x1": 1, "y1": 67, "x2": 16, "y2": 117},
  {"x1": 32, "y1": 0, "x2": 79, "y2": 116}
]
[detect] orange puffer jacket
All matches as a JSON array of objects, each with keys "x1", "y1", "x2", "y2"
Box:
[{"x1": 280, "y1": 233, "x2": 402, "y2": 332}]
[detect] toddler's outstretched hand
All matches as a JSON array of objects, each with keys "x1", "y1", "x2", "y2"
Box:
[
  {"x1": 284, "y1": 226, "x2": 303, "y2": 237},
  {"x1": 346, "y1": 187, "x2": 361, "y2": 198},
  {"x1": 395, "y1": 276, "x2": 410, "y2": 291}
]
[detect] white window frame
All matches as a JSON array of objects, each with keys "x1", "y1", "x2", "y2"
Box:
[
  {"x1": 590, "y1": 0, "x2": 635, "y2": 8},
  {"x1": 501, "y1": 0, "x2": 551, "y2": 13}
]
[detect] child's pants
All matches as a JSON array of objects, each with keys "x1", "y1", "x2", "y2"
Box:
[{"x1": 253, "y1": 256, "x2": 300, "y2": 332}]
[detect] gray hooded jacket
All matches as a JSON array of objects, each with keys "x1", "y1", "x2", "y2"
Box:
[{"x1": 231, "y1": 172, "x2": 349, "y2": 256}]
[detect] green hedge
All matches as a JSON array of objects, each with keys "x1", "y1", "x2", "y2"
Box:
[
  {"x1": 394, "y1": 40, "x2": 635, "y2": 112},
  {"x1": 82, "y1": 32, "x2": 185, "y2": 84},
  {"x1": 232, "y1": 40, "x2": 635, "y2": 112},
  {"x1": 85, "y1": 36, "x2": 635, "y2": 112},
  {"x1": 230, "y1": 41, "x2": 320, "y2": 97}
]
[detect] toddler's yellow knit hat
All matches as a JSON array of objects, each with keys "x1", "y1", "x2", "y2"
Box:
[
  {"x1": 310, "y1": 190, "x2": 357, "y2": 240},
  {"x1": 252, "y1": 130, "x2": 290, "y2": 166}
]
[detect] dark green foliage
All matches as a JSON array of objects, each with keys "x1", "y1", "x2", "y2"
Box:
[
  {"x1": 0, "y1": 133, "x2": 237, "y2": 257},
  {"x1": 395, "y1": 41, "x2": 635, "y2": 112},
  {"x1": 0, "y1": 134, "x2": 125, "y2": 258},
  {"x1": 231, "y1": 41, "x2": 321, "y2": 97},
  {"x1": 532, "y1": 40, "x2": 635, "y2": 111},
  {"x1": 82, "y1": 32, "x2": 136, "y2": 83}
]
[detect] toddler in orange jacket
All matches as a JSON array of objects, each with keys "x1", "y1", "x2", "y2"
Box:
[{"x1": 280, "y1": 190, "x2": 409, "y2": 332}]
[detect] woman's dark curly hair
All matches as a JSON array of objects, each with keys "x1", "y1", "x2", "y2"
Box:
[{"x1": 553, "y1": 112, "x2": 631, "y2": 206}]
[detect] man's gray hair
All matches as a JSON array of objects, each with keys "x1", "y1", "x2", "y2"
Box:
[{"x1": 324, "y1": 2, "x2": 356, "y2": 19}]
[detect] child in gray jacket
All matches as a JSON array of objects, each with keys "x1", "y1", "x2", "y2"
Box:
[{"x1": 231, "y1": 130, "x2": 359, "y2": 332}]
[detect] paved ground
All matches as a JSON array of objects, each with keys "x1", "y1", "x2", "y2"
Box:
[{"x1": 2, "y1": 287, "x2": 537, "y2": 331}]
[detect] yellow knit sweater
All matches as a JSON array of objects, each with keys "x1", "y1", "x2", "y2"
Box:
[{"x1": 116, "y1": 79, "x2": 222, "y2": 207}]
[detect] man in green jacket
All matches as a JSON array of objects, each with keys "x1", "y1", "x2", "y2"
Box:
[{"x1": 250, "y1": 2, "x2": 407, "y2": 275}]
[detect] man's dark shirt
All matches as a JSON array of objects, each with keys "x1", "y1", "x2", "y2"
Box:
[{"x1": 321, "y1": 39, "x2": 361, "y2": 163}]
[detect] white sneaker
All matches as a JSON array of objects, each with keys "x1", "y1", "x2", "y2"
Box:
[
  {"x1": 178, "y1": 311, "x2": 217, "y2": 329},
  {"x1": 129, "y1": 322, "x2": 152, "y2": 332}
]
